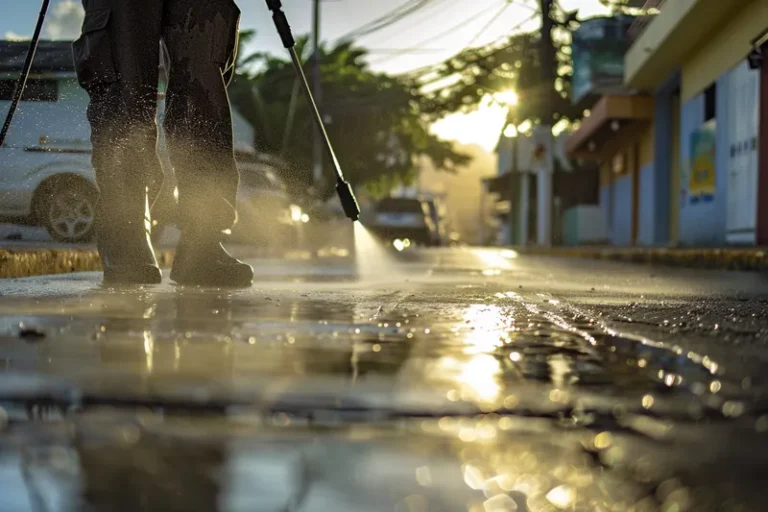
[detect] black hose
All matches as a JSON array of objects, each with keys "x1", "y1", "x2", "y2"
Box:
[{"x1": 0, "y1": 0, "x2": 52, "y2": 148}]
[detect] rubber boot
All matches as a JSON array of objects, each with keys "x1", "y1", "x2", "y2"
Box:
[
  {"x1": 98, "y1": 219, "x2": 162, "y2": 286},
  {"x1": 170, "y1": 229, "x2": 253, "y2": 288}
]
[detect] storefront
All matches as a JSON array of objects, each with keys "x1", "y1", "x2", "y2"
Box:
[
  {"x1": 566, "y1": 95, "x2": 654, "y2": 246},
  {"x1": 625, "y1": 0, "x2": 767, "y2": 246}
]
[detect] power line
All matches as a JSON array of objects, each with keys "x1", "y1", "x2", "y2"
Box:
[
  {"x1": 367, "y1": 1, "x2": 508, "y2": 66},
  {"x1": 335, "y1": 0, "x2": 439, "y2": 43},
  {"x1": 354, "y1": 0, "x2": 456, "y2": 44},
  {"x1": 392, "y1": 10, "x2": 539, "y2": 80},
  {"x1": 465, "y1": 1, "x2": 515, "y2": 48}
]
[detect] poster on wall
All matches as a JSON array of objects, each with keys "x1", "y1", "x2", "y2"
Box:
[{"x1": 688, "y1": 119, "x2": 717, "y2": 204}]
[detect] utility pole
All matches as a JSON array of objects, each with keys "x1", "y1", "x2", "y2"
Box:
[
  {"x1": 312, "y1": 0, "x2": 324, "y2": 188},
  {"x1": 537, "y1": 0, "x2": 555, "y2": 246}
]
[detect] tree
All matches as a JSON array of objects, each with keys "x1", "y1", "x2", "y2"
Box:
[
  {"x1": 229, "y1": 32, "x2": 470, "y2": 200},
  {"x1": 412, "y1": 3, "x2": 581, "y2": 133}
]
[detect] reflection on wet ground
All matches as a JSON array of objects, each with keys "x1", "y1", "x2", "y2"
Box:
[{"x1": 0, "y1": 249, "x2": 767, "y2": 510}]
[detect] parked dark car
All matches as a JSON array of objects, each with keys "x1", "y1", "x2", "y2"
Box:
[{"x1": 367, "y1": 196, "x2": 439, "y2": 247}]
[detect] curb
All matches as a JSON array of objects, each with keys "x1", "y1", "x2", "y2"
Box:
[
  {"x1": 0, "y1": 248, "x2": 176, "y2": 280},
  {"x1": 0, "y1": 246, "x2": 350, "y2": 279},
  {"x1": 519, "y1": 247, "x2": 768, "y2": 271}
]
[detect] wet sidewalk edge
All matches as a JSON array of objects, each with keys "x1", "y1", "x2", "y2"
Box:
[
  {"x1": 518, "y1": 246, "x2": 768, "y2": 271},
  {"x1": 0, "y1": 247, "x2": 348, "y2": 279}
]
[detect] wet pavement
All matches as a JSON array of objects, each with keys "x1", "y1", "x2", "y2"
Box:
[{"x1": 1, "y1": 248, "x2": 768, "y2": 511}]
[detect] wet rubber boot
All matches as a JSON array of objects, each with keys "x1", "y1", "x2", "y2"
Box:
[
  {"x1": 98, "y1": 223, "x2": 162, "y2": 286},
  {"x1": 97, "y1": 190, "x2": 162, "y2": 285},
  {"x1": 170, "y1": 231, "x2": 253, "y2": 288}
]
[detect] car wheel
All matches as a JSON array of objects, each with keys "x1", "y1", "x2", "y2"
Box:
[{"x1": 41, "y1": 179, "x2": 97, "y2": 243}]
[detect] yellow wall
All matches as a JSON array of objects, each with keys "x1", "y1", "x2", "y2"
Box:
[
  {"x1": 597, "y1": 122, "x2": 653, "y2": 173},
  {"x1": 600, "y1": 160, "x2": 612, "y2": 187},
  {"x1": 639, "y1": 123, "x2": 654, "y2": 167},
  {"x1": 670, "y1": 94, "x2": 681, "y2": 244},
  {"x1": 681, "y1": 0, "x2": 768, "y2": 100}
]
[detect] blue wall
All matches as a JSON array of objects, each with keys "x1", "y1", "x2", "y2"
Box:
[
  {"x1": 600, "y1": 184, "x2": 611, "y2": 233},
  {"x1": 637, "y1": 163, "x2": 655, "y2": 245},
  {"x1": 612, "y1": 175, "x2": 633, "y2": 246},
  {"x1": 652, "y1": 73, "x2": 680, "y2": 245},
  {"x1": 678, "y1": 76, "x2": 730, "y2": 246}
]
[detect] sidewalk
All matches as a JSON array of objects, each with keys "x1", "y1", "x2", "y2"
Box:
[{"x1": 520, "y1": 246, "x2": 768, "y2": 271}]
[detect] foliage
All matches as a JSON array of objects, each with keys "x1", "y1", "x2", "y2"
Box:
[
  {"x1": 229, "y1": 31, "x2": 470, "y2": 200},
  {"x1": 412, "y1": 2, "x2": 586, "y2": 131}
]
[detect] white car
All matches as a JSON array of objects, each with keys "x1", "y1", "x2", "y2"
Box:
[{"x1": 0, "y1": 40, "x2": 287, "y2": 245}]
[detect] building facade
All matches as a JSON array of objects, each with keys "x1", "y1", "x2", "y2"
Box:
[{"x1": 568, "y1": 0, "x2": 767, "y2": 247}]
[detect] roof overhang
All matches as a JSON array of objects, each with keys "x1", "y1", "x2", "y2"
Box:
[
  {"x1": 566, "y1": 94, "x2": 654, "y2": 158},
  {"x1": 624, "y1": 0, "x2": 751, "y2": 90}
]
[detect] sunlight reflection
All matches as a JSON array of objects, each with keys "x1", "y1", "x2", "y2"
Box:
[
  {"x1": 462, "y1": 305, "x2": 510, "y2": 354},
  {"x1": 458, "y1": 355, "x2": 502, "y2": 404},
  {"x1": 143, "y1": 330, "x2": 154, "y2": 373},
  {"x1": 473, "y1": 249, "x2": 515, "y2": 271}
]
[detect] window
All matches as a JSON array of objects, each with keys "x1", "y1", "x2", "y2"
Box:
[
  {"x1": 0, "y1": 79, "x2": 58, "y2": 102},
  {"x1": 704, "y1": 83, "x2": 717, "y2": 121},
  {"x1": 376, "y1": 198, "x2": 426, "y2": 215}
]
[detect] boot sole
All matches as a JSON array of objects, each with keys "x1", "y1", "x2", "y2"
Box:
[
  {"x1": 103, "y1": 265, "x2": 162, "y2": 286},
  {"x1": 170, "y1": 267, "x2": 253, "y2": 288}
]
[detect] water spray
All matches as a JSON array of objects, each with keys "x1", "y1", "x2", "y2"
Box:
[
  {"x1": 0, "y1": 0, "x2": 51, "y2": 148},
  {"x1": 265, "y1": 0, "x2": 361, "y2": 222}
]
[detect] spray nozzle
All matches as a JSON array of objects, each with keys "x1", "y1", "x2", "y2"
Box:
[{"x1": 335, "y1": 179, "x2": 360, "y2": 222}]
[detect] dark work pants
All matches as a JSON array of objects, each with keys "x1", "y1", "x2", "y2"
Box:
[{"x1": 73, "y1": 0, "x2": 241, "y2": 240}]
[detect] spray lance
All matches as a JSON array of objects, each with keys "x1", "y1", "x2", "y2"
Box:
[
  {"x1": 0, "y1": 0, "x2": 51, "y2": 148},
  {"x1": 265, "y1": 0, "x2": 361, "y2": 222}
]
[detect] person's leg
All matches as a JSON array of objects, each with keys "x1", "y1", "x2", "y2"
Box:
[
  {"x1": 162, "y1": 0, "x2": 253, "y2": 287},
  {"x1": 73, "y1": 0, "x2": 165, "y2": 284}
]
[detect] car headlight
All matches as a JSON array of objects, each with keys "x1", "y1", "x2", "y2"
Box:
[{"x1": 289, "y1": 205, "x2": 302, "y2": 223}]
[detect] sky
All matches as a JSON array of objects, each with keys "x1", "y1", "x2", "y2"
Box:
[{"x1": 3, "y1": 0, "x2": 610, "y2": 151}]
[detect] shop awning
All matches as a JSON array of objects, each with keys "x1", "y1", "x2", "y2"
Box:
[{"x1": 566, "y1": 94, "x2": 653, "y2": 158}]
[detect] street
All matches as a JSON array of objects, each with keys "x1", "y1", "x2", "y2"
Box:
[{"x1": 1, "y1": 247, "x2": 768, "y2": 510}]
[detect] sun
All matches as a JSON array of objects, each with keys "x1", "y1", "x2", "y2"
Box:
[{"x1": 430, "y1": 97, "x2": 508, "y2": 152}]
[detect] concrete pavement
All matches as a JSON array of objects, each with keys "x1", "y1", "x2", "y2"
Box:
[{"x1": 0, "y1": 248, "x2": 767, "y2": 510}]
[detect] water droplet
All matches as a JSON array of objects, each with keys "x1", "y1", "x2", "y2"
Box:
[
  {"x1": 642, "y1": 395, "x2": 654, "y2": 409},
  {"x1": 510, "y1": 352, "x2": 521, "y2": 362},
  {"x1": 462, "y1": 464, "x2": 485, "y2": 490},
  {"x1": 372, "y1": 344, "x2": 382, "y2": 352},
  {"x1": 498, "y1": 417, "x2": 514, "y2": 430},
  {"x1": 415, "y1": 466, "x2": 432, "y2": 487},
  {"x1": 546, "y1": 485, "x2": 576, "y2": 509},
  {"x1": 722, "y1": 401, "x2": 745, "y2": 418},
  {"x1": 594, "y1": 431, "x2": 612, "y2": 449},
  {"x1": 710, "y1": 381, "x2": 722, "y2": 393},
  {"x1": 483, "y1": 494, "x2": 518, "y2": 512}
]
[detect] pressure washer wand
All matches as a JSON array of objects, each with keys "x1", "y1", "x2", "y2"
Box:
[
  {"x1": 265, "y1": 0, "x2": 360, "y2": 222},
  {"x1": 0, "y1": 0, "x2": 51, "y2": 148}
]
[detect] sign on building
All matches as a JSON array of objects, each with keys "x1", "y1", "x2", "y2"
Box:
[
  {"x1": 571, "y1": 16, "x2": 636, "y2": 105},
  {"x1": 688, "y1": 119, "x2": 716, "y2": 203}
]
